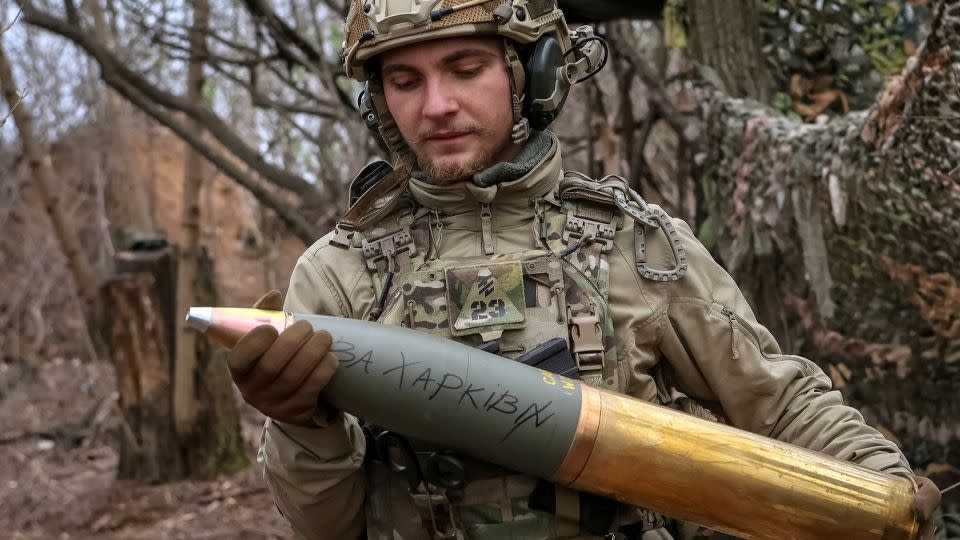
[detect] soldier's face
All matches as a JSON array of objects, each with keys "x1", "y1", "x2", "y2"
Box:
[{"x1": 381, "y1": 36, "x2": 520, "y2": 184}]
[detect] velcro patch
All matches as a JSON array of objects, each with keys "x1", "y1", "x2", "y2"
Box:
[{"x1": 446, "y1": 262, "x2": 526, "y2": 336}]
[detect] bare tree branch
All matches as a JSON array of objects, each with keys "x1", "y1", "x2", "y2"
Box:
[
  {"x1": 239, "y1": 0, "x2": 357, "y2": 111},
  {"x1": 107, "y1": 66, "x2": 320, "y2": 244},
  {"x1": 0, "y1": 35, "x2": 99, "y2": 301},
  {"x1": 1, "y1": 8, "x2": 22, "y2": 35},
  {"x1": 0, "y1": 87, "x2": 26, "y2": 128},
  {"x1": 19, "y1": 1, "x2": 318, "y2": 196}
]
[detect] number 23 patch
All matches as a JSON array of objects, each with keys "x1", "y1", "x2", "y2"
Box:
[{"x1": 445, "y1": 262, "x2": 526, "y2": 336}]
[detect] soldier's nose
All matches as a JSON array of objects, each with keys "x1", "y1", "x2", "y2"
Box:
[{"x1": 422, "y1": 79, "x2": 460, "y2": 120}]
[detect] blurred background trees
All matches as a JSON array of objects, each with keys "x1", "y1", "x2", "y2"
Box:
[{"x1": 0, "y1": 0, "x2": 957, "y2": 536}]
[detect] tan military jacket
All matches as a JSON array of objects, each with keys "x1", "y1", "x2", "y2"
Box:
[{"x1": 258, "y1": 135, "x2": 911, "y2": 540}]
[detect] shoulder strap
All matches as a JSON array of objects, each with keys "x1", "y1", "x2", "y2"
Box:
[
  {"x1": 331, "y1": 167, "x2": 410, "y2": 249},
  {"x1": 349, "y1": 160, "x2": 394, "y2": 207},
  {"x1": 546, "y1": 172, "x2": 622, "y2": 297},
  {"x1": 558, "y1": 172, "x2": 688, "y2": 283},
  {"x1": 356, "y1": 204, "x2": 432, "y2": 320}
]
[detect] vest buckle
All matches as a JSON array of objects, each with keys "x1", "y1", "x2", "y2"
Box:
[
  {"x1": 362, "y1": 226, "x2": 417, "y2": 271},
  {"x1": 330, "y1": 223, "x2": 355, "y2": 250},
  {"x1": 563, "y1": 210, "x2": 615, "y2": 252},
  {"x1": 568, "y1": 307, "x2": 604, "y2": 371}
]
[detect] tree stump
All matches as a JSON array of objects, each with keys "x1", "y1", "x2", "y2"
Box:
[
  {"x1": 103, "y1": 244, "x2": 248, "y2": 483},
  {"x1": 103, "y1": 246, "x2": 184, "y2": 482}
]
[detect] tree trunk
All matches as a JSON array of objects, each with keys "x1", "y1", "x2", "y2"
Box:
[
  {"x1": 0, "y1": 33, "x2": 104, "y2": 357},
  {"x1": 170, "y1": 0, "x2": 249, "y2": 478},
  {"x1": 173, "y1": 0, "x2": 210, "y2": 439},
  {"x1": 183, "y1": 248, "x2": 250, "y2": 477},
  {"x1": 698, "y1": 0, "x2": 960, "y2": 470},
  {"x1": 86, "y1": 0, "x2": 155, "y2": 244},
  {"x1": 172, "y1": 0, "x2": 246, "y2": 478},
  {"x1": 685, "y1": 0, "x2": 776, "y2": 103},
  {"x1": 0, "y1": 38, "x2": 98, "y2": 302}
]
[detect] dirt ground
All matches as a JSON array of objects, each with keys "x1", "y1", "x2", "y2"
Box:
[{"x1": 0, "y1": 354, "x2": 296, "y2": 540}]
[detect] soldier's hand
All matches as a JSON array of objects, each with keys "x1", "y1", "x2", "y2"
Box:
[
  {"x1": 226, "y1": 290, "x2": 339, "y2": 427},
  {"x1": 912, "y1": 475, "x2": 941, "y2": 540}
]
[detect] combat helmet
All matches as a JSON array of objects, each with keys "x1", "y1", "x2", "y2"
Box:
[{"x1": 341, "y1": 0, "x2": 606, "y2": 164}]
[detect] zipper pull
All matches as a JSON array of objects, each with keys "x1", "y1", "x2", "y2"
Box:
[
  {"x1": 721, "y1": 306, "x2": 740, "y2": 360},
  {"x1": 480, "y1": 203, "x2": 494, "y2": 255}
]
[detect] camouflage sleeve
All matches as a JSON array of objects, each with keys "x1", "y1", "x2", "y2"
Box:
[
  {"x1": 257, "y1": 245, "x2": 368, "y2": 539},
  {"x1": 645, "y1": 219, "x2": 912, "y2": 475}
]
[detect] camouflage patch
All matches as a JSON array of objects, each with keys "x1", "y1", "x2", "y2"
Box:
[
  {"x1": 446, "y1": 262, "x2": 526, "y2": 336},
  {"x1": 396, "y1": 270, "x2": 449, "y2": 332}
]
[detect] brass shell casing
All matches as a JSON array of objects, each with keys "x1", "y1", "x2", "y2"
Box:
[{"x1": 557, "y1": 386, "x2": 918, "y2": 540}]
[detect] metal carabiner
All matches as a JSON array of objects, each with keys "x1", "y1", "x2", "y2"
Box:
[
  {"x1": 608, "y1": 186, "x2": 657, "y2": 228},
  {"x1": 634, "y1": 204, "x2": 688, "y2": 282},
  {"x1": 600, "y1": 184, "x2": 687, "y2": 282}
]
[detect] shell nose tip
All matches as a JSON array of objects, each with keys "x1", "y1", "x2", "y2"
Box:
[{"x1": 186, "y1": 307, "x2": 214, "y2": 332}]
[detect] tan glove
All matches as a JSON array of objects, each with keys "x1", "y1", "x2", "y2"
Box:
[
  {"x1": 912, "y1": 475, "x2": 941, "y2": 540},
  {"x1": 226, "y1": 290, "x2": 339, "y2": 427}
]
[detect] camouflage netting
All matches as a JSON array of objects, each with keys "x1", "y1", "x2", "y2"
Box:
[
  {"x1": 702, "y1": 0, "x2": 960, "y2": 489},
  {"x1": 758, "y1": 0, "x2": 935, "y2": 117}
]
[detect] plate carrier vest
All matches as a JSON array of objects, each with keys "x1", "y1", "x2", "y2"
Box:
[{"x1": 331, "y1": 166, "x2": 688, "y2": 540}]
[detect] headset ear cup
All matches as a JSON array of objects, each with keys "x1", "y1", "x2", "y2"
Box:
[
  {"x1": 523, "y1": 35, "x2": 570, "y2": 131},
  {"x1": 358, "y1": 83, "x2": 381, "y2": 132}
]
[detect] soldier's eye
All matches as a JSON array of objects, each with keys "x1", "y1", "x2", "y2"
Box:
[
  {"x1": 388, "y1": 77, "x2": 419, "y2": 91},
  {"x1": 455, "y1": 68, "x2": 481, "y2": 79}
]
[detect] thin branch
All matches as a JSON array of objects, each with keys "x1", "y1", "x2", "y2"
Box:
[
  {"x1": 0, "y1": 88, "x2": 27, "y2": 128},
  {"x1": 203, "y1": 59, "x2": 345, "y2": 119},
  {"x1": 1, "y1": 8, "x2": 23, "y2": 35}
]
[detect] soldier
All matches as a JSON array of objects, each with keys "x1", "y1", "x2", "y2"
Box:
[{"x1": 225, "y1": 1, "x2": 941, "y2": 539}]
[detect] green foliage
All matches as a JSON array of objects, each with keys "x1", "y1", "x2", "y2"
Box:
[
  {"x1": 696, "y1": 215, "x2": 718, "y2": 251},
  {"x1": 663, "y1": 0, "x2": 688, "y2": 48},
  {"x1": 771, "y1": 91, "x2": 802, "y2": 119},
  {"x1": 202, "y1": 78, "x2": 217, "y2": 105},
  {"x1": 327, "y1": 21, "x2": 345, "y2": 50}
]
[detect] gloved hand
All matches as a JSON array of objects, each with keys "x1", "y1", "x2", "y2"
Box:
[
  {"x1": 913, "y1": 475, "x2": 941, "y2": 540},
  {"x1": 226, "y1": 290, "x2": 339, "y2": 427}
]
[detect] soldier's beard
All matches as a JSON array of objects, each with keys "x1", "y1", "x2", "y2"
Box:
[
  {"x1": 414, "y1": 131, "x2": 513, "y2": 185},
  {"x1": 417, "y1": 147, "x2": 495, "y2": 185}
]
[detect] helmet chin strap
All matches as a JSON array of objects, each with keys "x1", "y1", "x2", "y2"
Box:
[
  {"x1": 366, "y1": 76, "x2": 417, "y2": 168},
  {"x1": 504, "y1": 40, "x2": 530, "y2": 146}
]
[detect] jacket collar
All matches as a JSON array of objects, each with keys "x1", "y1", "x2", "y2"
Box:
[{"x1": 407, "y1": 132, "x2": 562, "y2": 224}]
